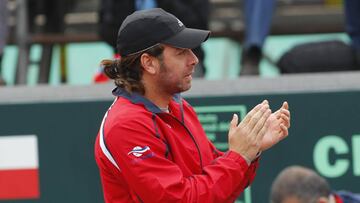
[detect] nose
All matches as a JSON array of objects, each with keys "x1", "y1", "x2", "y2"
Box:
[{"x1": 189, "y1": 49, "x2": 199, "y2": 66}]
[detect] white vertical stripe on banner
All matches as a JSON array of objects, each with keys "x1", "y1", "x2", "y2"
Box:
[{"x1": 0, "y1": 135, "x2": 39, "y2": 170}]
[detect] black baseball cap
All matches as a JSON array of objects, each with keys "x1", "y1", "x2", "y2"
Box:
[{"x1": 116, "y1": 8, "x2": 210, "y2": 56}]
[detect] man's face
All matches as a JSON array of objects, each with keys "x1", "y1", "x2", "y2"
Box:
[{"x1": 155, "y1": 45, "x2": 199, "y2": 95}]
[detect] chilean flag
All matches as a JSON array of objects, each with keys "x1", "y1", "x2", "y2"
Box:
[{"x1": 0, "y1": 135, "x2": 40, "y2": 200}]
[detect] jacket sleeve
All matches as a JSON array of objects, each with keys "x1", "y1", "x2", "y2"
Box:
[
  {"x1": 106, "y1": 119, "x2": 256, "y2": 203},
  {"x1": 228, "y1": 158, "x2": 259, "y2": 202},
  {"x1": 205, "y1": 137, "x2": 259, "y2": 202},
  {"x1": 207, "y1": 139, "x2": 225, "y2": 159}
]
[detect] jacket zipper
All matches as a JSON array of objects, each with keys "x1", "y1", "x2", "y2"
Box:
[{"x1": 165, "y1": 114, "x2": 203, "y2": 170}]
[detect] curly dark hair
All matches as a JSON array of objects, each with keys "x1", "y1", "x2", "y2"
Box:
[{"x1": 101, "y1": 44, "x2": 164, "y2": 95}]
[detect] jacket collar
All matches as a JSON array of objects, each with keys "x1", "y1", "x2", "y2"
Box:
[{"x1": 112, "y1": 87, "x2": 181, "y2": 114}]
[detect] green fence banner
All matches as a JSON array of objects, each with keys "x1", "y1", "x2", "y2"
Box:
[{"x1": 0, "y1": 90, "x2": 359, "y2": 203}]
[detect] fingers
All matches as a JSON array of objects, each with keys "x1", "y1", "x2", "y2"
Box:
[
  {"x1": 277, "y1": 102, "x2": 291, "y2": 128},
  {"x1": 275, "y1": 110, "x2": 281, "y2": 119},
  {"x1": 258, "y1": 115, "x2": 271, "y2": 142},
  {"x1": 253, "y1": 109, "x2": 272, "y2": 140},
  {"x1": 230, "y1": 114, "x2": 238, "y2": 127},
  {"x1": 274, "y1": 101, "x2": 289, "y2": 119},
  {"x1": 279, "y1": 124, "x2": 289, "y2": 139},
  {"x1": 240, "y1": 100, "x2": 268, "y2": 127},
  {"x1": 229, "y1": 114, "x2": 238, "y2": 135},
  {"x1": 245, "y1": 101, "x2": 270, "y2": 131},
  {"x1": 281, "y1": 113, "x2": 291, "y2": 128},
  {"x1": 280, "y1": 108, "x2": 290, "y2": 118},
  {"x1": 282, "y1": 101, "x2": 289, "y2": 110},
  {"x1": 280, "y1": 101, "x2": 291, "y2": 128},
  {"x1": 277, "y1": 102, "x2": 291, "y2": 140}
]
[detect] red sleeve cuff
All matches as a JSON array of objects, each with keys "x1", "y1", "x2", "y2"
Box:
[{"x1": 224, "y1": 150, "x2": 250, "y2": 169}]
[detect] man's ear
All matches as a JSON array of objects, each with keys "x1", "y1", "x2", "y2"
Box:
[{"x1": 140, "y1": 53, "x2": 158, "y2": 75}]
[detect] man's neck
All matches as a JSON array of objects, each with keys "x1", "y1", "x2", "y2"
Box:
[
  {"x1": 144, "y1": 85, "x2": 172, "y2": 110},
  {"x1": 142, "y1": 73, "x2": 173, "y2": 110}
]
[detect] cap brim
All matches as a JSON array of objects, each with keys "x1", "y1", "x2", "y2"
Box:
[{"x1": 162, "y1": 28, "x2": 210, "y2": 49}]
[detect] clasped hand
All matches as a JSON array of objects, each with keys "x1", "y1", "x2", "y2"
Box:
[{"x1": 228, "y1": 100, "x2": 291, "y2": 163}]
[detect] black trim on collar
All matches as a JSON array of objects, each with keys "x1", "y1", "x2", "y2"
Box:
[
  {"x1": 173, "y1": 93, "x2": 182, "y2": 104},
  {"x1": 112, "y1": 87, "x2": 182, "y2": 114}
]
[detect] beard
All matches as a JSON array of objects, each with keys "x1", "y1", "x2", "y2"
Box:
[{"x1": 157, "y1": 60, "x2": 192, "y2": 95}]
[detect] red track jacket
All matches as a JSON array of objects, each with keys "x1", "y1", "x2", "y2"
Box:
[{"x1": 95, "y1": 87, "x2": 259, "y2": 202}]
